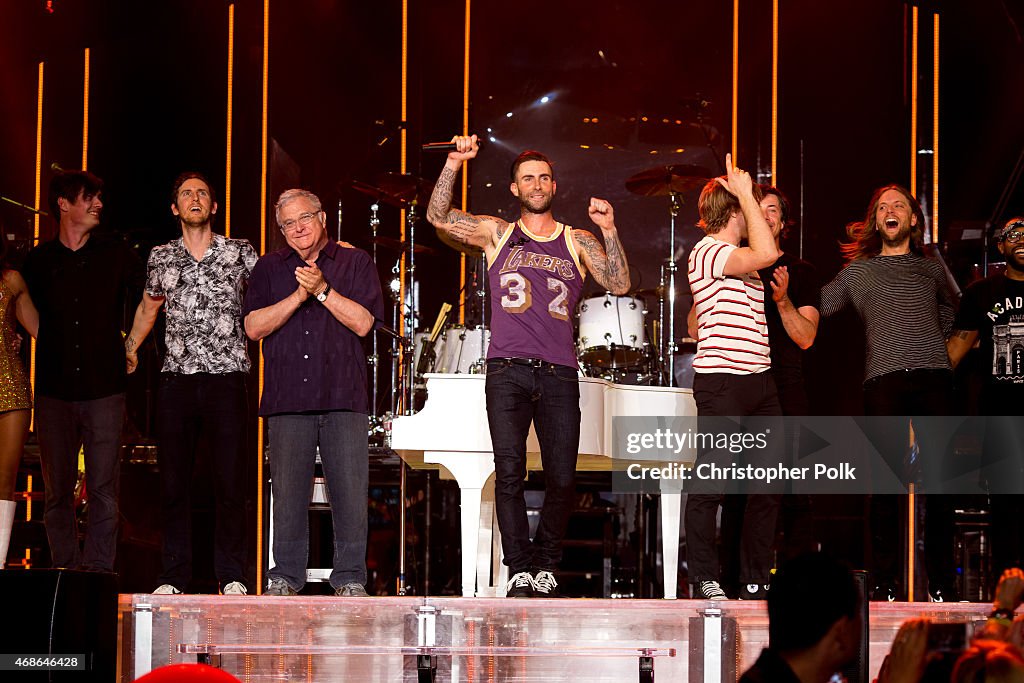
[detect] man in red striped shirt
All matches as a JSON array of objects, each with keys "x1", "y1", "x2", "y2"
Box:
[{"x1": 685, "y1": 154, "x2": 783, "y2": 601}]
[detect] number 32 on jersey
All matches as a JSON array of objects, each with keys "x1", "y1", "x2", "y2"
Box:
[{"x1": 499, "y1": 272, "x2": 570, "y2": 321}]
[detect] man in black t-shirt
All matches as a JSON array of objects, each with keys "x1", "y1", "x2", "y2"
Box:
[
  {"x1": 23, "y1": 170, "x2": 142, "y2": 572},
  {"x1": 718, "y1": 186, "x2": 821, "y2": 597},
  {"x1": 948, "y1": 216, "x2": 1024, "y2": 584}
]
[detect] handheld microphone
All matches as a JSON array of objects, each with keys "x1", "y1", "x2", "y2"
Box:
[{"x1": 422, "y1": 138, "x2": 487, "y2": 153}]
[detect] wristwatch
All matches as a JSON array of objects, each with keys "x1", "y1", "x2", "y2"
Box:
[{"x1": 315, "y1": 284, "x2": 332, "y2": 303}]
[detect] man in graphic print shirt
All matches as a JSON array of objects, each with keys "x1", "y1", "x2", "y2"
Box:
[
  {"x1": 686, "y1": 154, "x2": 783, "y2": 601},
  {"x1": 427, "y1": 134, "x2": 630, "y2": 597},
  {"x1": 125, "y1": 172, "x2": 257, "y2": 596}
]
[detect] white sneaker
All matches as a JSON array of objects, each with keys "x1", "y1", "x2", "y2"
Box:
[
  {"x1": 222, "y1": 581, "x2": 248, "y2": 596},
  {"x1": 532, "y1": 570, "x2": 559, "y2": 597},
  {"x1": 153, "y1": 584, "x2": 181, "y2": 595},
  {"x1": 697, "y1": 580, "x2": 728, "y2": 600}
]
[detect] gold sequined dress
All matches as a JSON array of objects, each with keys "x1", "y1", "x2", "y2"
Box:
[{"x1": 0, "y1": 274, "x2": 32, "y2": 412}]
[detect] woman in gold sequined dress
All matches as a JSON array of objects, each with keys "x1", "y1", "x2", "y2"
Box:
[{"x1": 1, "y1": 232, "x2": 38, "y2": 568}]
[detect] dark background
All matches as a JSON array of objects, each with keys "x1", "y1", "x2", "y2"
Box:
[{"x1": 2, "y1": 0, "x2": 1022, "y2": 595}]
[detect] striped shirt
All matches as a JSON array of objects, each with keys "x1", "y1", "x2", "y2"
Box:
[
  {"x1": 820, "y1": 252, "x2": 954, "y2": 382},
  {"x1": 688, "y1": 235, "x2": 771, "y2": 375}
]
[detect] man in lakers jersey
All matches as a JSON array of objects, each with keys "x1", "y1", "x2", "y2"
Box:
[{"x1": 427, "y1": 135, "x2": 630, "y2": 596}]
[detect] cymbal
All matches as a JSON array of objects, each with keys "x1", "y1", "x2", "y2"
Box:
[
  {"x1": 352, "y1": 173, "x2": 433, "y2": 210},
  {"x1": 625, "y1": 164, "x2": 710, "y2": 197},
  {"x1": 371, "y1": 235, "x2": 436, "y2": 255},
  {"x1": 632, "y1": 287, "x2": 663, "y2": 298},
  {"x1": 351, "y1": 180, "x2": 386, "y2": 202}
]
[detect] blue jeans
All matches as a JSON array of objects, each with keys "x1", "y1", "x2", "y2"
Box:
[
  {"x1": 36, "y1": 392, "x2": 125, "y2": 571},
  {"x1": 267, "y1": 411, "x2": 368, "y2": 590},
  {"x1": 156, "y1": 372, "x2": 248, "y2": 591},
  {"x1": 485, "y1": 359, "x2": 581, "y2": 573}
]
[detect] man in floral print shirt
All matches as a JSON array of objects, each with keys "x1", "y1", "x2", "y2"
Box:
[{"x1": 125, "y1": 172, "x2": 257, "y2": 596}]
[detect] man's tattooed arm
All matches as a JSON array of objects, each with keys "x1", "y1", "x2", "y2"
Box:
[
  {"x1": 574, "y1": 229, "x2": 631, "y2": 295},
  {"x1": 427, "y1": 164, "x2": 504, "y2": 250},
  {"x1": 945, "y1": 328, "x2": 979, "y2": 370}
]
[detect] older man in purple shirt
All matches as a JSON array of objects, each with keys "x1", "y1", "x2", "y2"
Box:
[{"x1": 243, "y1": 188, "x2": 384, "y2": 597}]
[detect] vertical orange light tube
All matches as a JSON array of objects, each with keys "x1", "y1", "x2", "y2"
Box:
[
  {"x1": 459, "y1": 0, "x2": 472, "y2": 325},
  {"x1": 398, "y1": 0, "x2": 409, "y2": 342},
  {"x1": 771, "y1": 0, "x2": 779, "y2": 185},
  {"x1": 30, "y1": 62, "x2": 44, "y2": 428},
  {"x1": 932, "y1": 13, "x2": 939, "y2": 242},
  {"x1": 81, "y1": 49, "x2": 90, "y2": 170},
  {"x1": 909, "y1": 6, "x2": 919, "y2": 196},
  {"x1": 731, "y1": 0, "x2": 739, "y2": 164},
  {"x1": 33, "y1": 62, "x2": 44, "y2": 245},
  {"x1": 256, "y1": 0, "x2": 270, "y2": 595},
  {"x1": 225, "y1": 4, "x2": 235, "y2": 237}
]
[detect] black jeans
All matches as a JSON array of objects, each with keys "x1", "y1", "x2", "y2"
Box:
[
  {"x1": 685, "y1": 372, "x2": 783, "y2": 585},
  {"x1": 36, "y1": 392, "x2": 125, "y2": 572},
  {"x1": 156, "y1": 372, "x2": 248, "y2": 590},
  {"x1": 862, "y1": 368, "x2": 955, "y2": 593},
  {"x1": 720, "y1": 376, "x2": 815, "y2": 593},
  {"x1": 485, "y1": 359, "x2": 581, "y2": 573}
]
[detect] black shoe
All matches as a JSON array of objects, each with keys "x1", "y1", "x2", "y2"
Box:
[
  {"x1": 871, "y1": 584, "x2": 900, "y2": 602},
  {"x1": 532, "y1": 570, "x2": 559, "y2": 597},
  {"x1": 696, "y1": 580, "x2": 728, "y2": 600},
  {"x1": 928, "y1": 585, "x2": 962, "y2": 603},
  {"x1": 505, "y1": 571, "x2": 535, "y2": 598},
  {"x1": 739, "y1": 583, "x2": 769, "y2": 600}
]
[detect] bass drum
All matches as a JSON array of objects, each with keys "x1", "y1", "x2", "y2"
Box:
[
  {"x1": 577, "y1": 294, "x2": 646, "y2": 369},
  {"x1": 435, "y1": 326, "x2": 490, "y2": 374}
]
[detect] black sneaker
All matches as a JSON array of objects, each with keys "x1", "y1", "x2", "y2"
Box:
[
  {"x1": 871, "y1": 584, "x2": 900, "y2": 602},
  {"x1": 739, "y1": 583, "x2": 769, "y2": 600},
  {"x1": 697, "y1": 580, "x2": 728, "y2": 600},
  {"x1": 505, "y1": 571, "x2": 535, "y2": 598},
  {"x1": 928, "y1": 585, "x2": 962, "y2": 603},
  {"x1": 532, "y1": 570, "x2": 559, "y2": 597}
]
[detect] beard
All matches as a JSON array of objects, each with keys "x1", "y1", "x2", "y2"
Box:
[
  {"x1": 1005, "y1": 245, "x2": 1024, "y2": 275},
  {"x1": 520, "y1": 193, "x2": 554, "y2": 215},
  {"x1": 180, "y1": 208, "x2": 211, "y2": 228},
  {"x1": 879, "y1": 222, "x2": 911, "y2": 248}
]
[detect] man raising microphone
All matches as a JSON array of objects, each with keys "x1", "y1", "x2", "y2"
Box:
[{"x1": 427, "y1": 134, "x2": 630, "y2": 596}]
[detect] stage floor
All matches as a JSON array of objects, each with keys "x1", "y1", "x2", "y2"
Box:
[{"x1": 117, "y1": 594, "x2": 991, "y2": 682}]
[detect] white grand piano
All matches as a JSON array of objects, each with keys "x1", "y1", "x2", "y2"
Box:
[{"x1": 389, "y1": 373, "x2": 696, "y2": 598}]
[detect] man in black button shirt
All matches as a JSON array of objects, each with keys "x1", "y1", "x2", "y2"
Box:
[
  {"x1": 22, "y1": 170, "x2": 142, "y2": 572},
  {"x1": 243, "y1": 189, "x2": 384, "y2": 597}
]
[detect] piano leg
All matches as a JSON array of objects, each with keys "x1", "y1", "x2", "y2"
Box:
[
  {"x1": 660, "y1": 484, "x2": 683, "y2": 599},
  {"x1": 424, "y1": 451, "x2": 496, "y2": 597}
]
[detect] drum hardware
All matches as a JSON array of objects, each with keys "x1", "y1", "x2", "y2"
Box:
[
  {"x1": 372, "y1": 235, "x2": 436, "y2": 255},
  {"x1": 416, "y1": 304, "x2": 452, "y2": 382},
  {"x1": 625, "y1": 163, "x2": 710, "y2": 386},
  {"x1": 577, "y1": 292, "x2": 646, "y2": 369},
  {"x1": 353, "y1": 171, "x2": 438, "y2": 599}
]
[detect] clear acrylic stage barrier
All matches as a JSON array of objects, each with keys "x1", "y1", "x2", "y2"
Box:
[{"x1": 118, "y1": 595, "x2": 992, "y2": 682}]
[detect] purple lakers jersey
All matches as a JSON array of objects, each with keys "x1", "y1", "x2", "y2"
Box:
[{"x1": 487, "y1": 221, "x2": 584, "y2": 368}]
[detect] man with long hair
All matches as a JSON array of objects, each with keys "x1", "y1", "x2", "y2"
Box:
[{"x1": 820, "y1": 184, "x2": 957, "y2": 602}]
